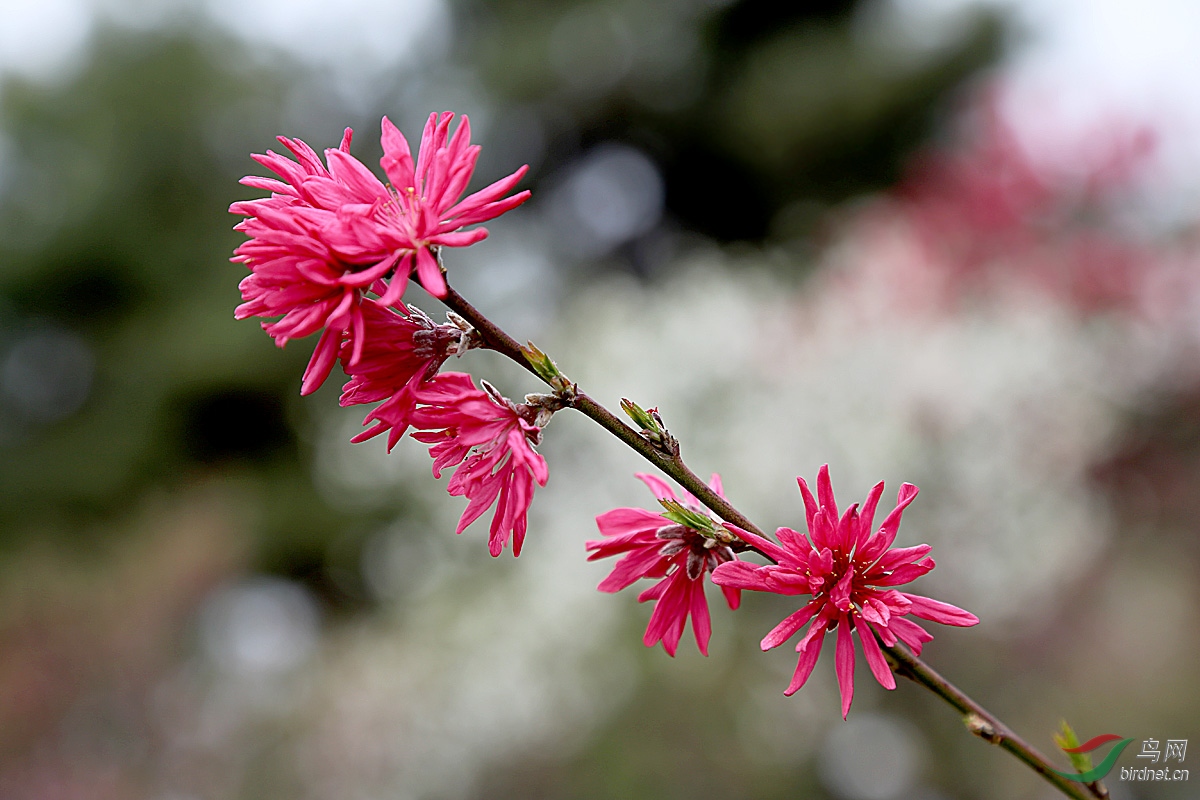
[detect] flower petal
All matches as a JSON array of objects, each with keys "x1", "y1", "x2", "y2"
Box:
[
  {"x1": 643, "y1": 571, "x2": 690, "y2": 656},
  {"x1": 796, "y1": 476, "x2": 819, "y2": 534},
  {"x1": 710, "y1": 560, "x2": 775, "y2": 592},
  {"x1": 857, "y1": 481, "x2": 885, "y2": 550},
  {"x1": 689, "y1": 577, "x2": 712, "y2": 656},
  {"x1": 856, "y1": 618, "x2": 896, "y2": 690},
  {"x1": 414, "y1": 246, "x2": 447, "y2": 298},
  {"x1": 594, "y1": 507, "x2": 664, "y2": 538},
  {"x1": 760, "y1": 600, "x2": 822, "y2": 650},
  {"x1": 816, "y1": 464, "x2": 837, "y2": 516},
  {"x1": 727, "y1": 525, "x2": 791, "y2": 564},
  {"x1": 635, "y1": 472, "x2": 679, "y2": 501},
  {"x1": 888, "y1": 616, "x2": 934, "y2": 655},
  {"x1": 300, "y1": 324, "x2": 343, "y2": 395},
  {"x1": 866, "y1": 482, "x2": 920, "y2": 558},
  {"x1": 596, "y1": 547, "x2": 667, "y2": 593},
  {"x1": 785, "y1": 621, "x2": 827, "y2": 696},
  {"x1": 900, "y1": 592, "x2": 979, "y2": 627},
  {"x1": 380, "y1": 116, "x2": 416, "y2": 190},
  {"x1": 835, "y1": 615, "x2": 856, "y2": 718}
]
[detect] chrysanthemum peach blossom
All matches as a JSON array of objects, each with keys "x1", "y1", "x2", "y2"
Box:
[
  {"x1": 231, "y1": 129, "x2": 399, "y2": 394},
  {"x1": 587, "y1": 473, "x2": 740, "y2": 656},
  {"x1": 711, "y1": 465, "x2": 978, "y2": 718},
  {"x1": 337, "y1": 298, "x2": 464, "y2": 451},
  {"x1": 410, "y1": 373, "x2": 548, "y2": 557},
  {"x1": 230, "y1": 115, "x2": 529, "y2": 394},
  {"x1": 366, "y1": 112, "x2": 532, "y2": 299}
]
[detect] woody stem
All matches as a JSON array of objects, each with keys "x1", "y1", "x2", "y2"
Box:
[
  {"x1": 438, "y1": 283, "x2": 768, "y2": 541},
  {"x1": 436, "y1": 281, "x2": 1104, "y2": 800}
]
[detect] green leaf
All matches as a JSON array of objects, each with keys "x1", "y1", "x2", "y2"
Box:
[
  {"x1": 658, "y1": 498, "x2": 721, "y2": 537},
  {"x1": 620, "y1": 398, "x2": 659, "y2": 433},
  {"x1": 1053, "y1": 720, "x2": 1093, "y2": 776},
  {"x1": 521, "y1": 341, "x2": 573, "y2": 394}
]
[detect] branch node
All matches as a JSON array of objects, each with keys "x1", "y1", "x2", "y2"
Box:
[
  {"x1": 965, "y1": 713, "x2": 1002, "y2": 744},
  {"x1": 620, "y1": 398, "x2": 680, "y2": 456}
]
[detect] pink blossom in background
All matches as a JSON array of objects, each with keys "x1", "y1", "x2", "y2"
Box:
[
  {"x1": 587, "y1": 473, "x2": 740, "y2": 657},
  {"x1": 230, "y1": 114, "x2": 530, "y2": 393},
  {"x1": 711, "y1": 465, "x2": 977, "y2": 717},
  {"x1": 885, "y1": 88, "x2": 1158, "y2": 315},
  {"x1": 338, "y1": 299, "x2": 463, "y2": 451},
  {"x1": 411, "y1": 373, "x2": 548, "y2": 557}
]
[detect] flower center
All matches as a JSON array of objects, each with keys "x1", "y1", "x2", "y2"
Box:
[{"x1": 656, "y1": 524, "x2": 734, "y2": 580}]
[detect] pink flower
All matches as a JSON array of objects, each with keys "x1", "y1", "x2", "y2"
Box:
[
  {"x1": 410, "y1": 373, "x2": 548, "y2": 557},
  {"x1": 338, "y1": 298, "x2": 464, "y2": 450},
  {"x1": 710, "y1": 465, "x2": 978, "y2": 718},
  {"x1": 231, "y1": 129, "x2": 401, "y2": 394},
  {"x1": 364, "y1": 112, "x2": 532, "y2": 299},
  {"x1": 586, "y1": 473, "x2": 741, "y2": 657},
  {"x1": 231, "y1": 115, "x2": 530, "y2": 393}
]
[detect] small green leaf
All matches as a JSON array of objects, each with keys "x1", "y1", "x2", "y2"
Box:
[
  {"x1": 1054, "y1": 720, "x2": 1094, "y2": 776},
  {"x1": 621, "y1": 398, "x2": 659, "y2": 433},
  {"x1": 521, "y1": 341, "x2": 573, "y2": 394},
  {"x1": 658, "y1": 498, "x2": 721, "y2": 537}
]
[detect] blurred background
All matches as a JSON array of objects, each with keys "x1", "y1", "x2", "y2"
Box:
[{"x1": 1, "y1": 0, "x2": 1198, "y2": 798}]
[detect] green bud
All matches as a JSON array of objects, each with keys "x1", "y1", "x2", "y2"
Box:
[
  {"x1": 1053, "y1": 720, "x2": 1094, "y2": 776},
  {"x1": 521, "y1": 342, "x2": 574, "y2": 395},
  {"x1": 620, "y1": 398, "x2": 678, "y2": 455},
  {"x1": 620, "y1": 398, "x2": 660, "y2": 434}
]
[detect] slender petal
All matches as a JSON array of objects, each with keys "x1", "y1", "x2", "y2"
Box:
[
  {"x1": 856, "y1": 619, "x2": 897, "y2": 690},
  {"x1": 300, "y1": 325, "x2": 343, "y2": 396},
  {"x1": 866, "y1": 483, "x2": 920, "y2": 559},
  {"x1": 710, "y1": 560, "x2": 775, "y2": 593},
  {"x1": 726, "y1": 526, "x2": 791, "y2": 565},
  {"x1": 784, "y1": 624, "x2": 827, "y2": 696},
  {"x1": 689, "y1": 577, "x2": 713, "y2": 656},
  {"x1": 635, "y1": 472, "x2": 679, "y2": 501},
  {"x1": 593, "y1": 507, "x2": 666, "y2": 538},
  {"x1": 890, "y1": 616, "x2": 934, "y2": 655},
  {"x1": 857, "y1": 481, "x2": 886, "y2": 550},
  {"x1": 901, "y1": 593, "x2": 980, "y2": 626},
  {"x1": 835, "y1": 616, "x2": 856, "y2": 718},
  {"x1": 761, "y1": 601, "x2": 821, "y2": 650}
]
